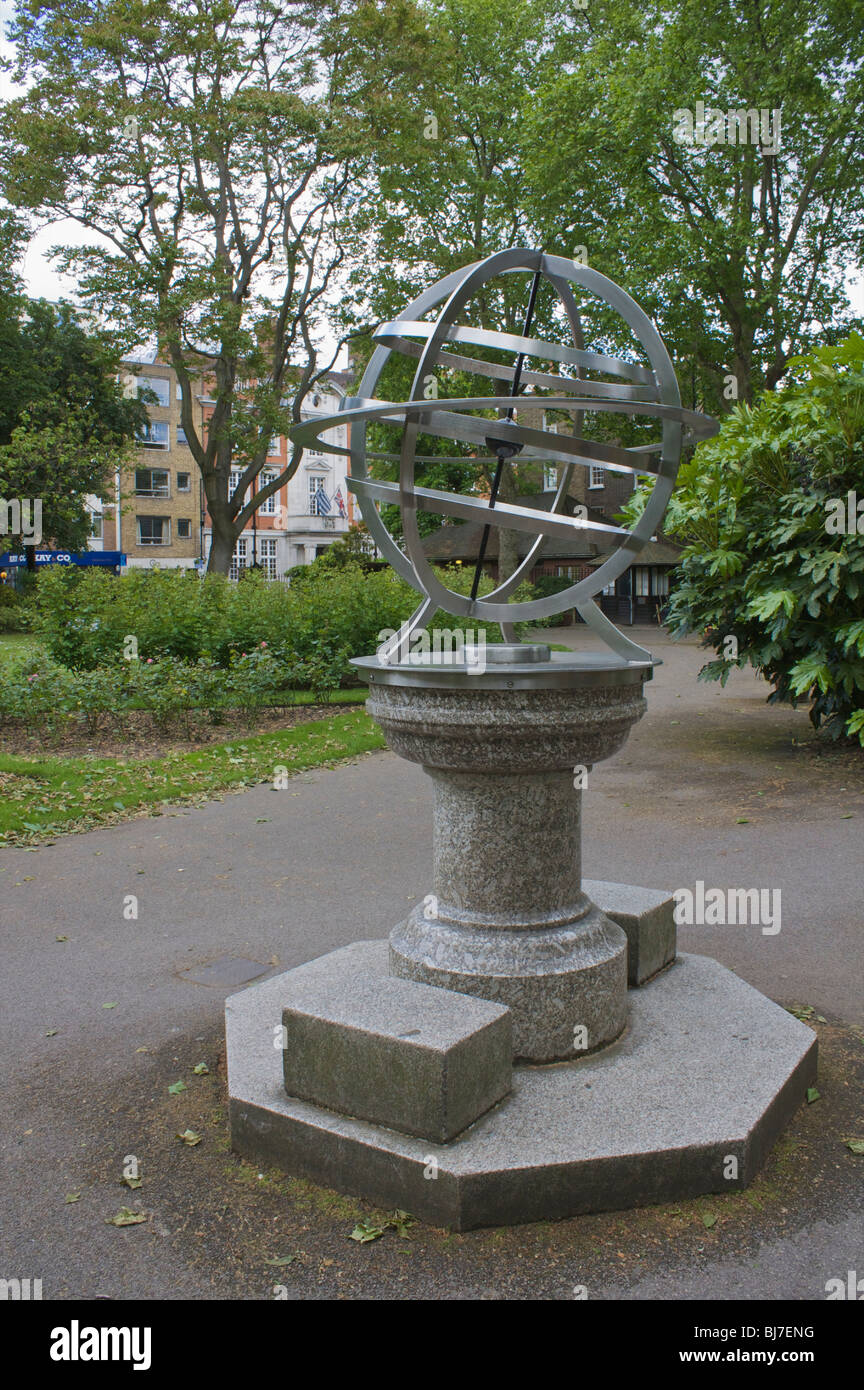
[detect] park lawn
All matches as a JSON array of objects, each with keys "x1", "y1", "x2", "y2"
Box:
[
  {"x1": 0, "y1": 632, "x2": 44, "y2": 665},
  {"x1": 0, "y1": 708, "x2": 385, "y2": 846}
]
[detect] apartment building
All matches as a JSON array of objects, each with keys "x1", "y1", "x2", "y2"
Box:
[{"x1": 98, "y1": 353, "x2": 353, "y2": 577}]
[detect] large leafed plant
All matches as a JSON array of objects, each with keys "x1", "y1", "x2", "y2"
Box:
[{"x1": 623, "y1": 334, "x2": 864, "y2": 743}]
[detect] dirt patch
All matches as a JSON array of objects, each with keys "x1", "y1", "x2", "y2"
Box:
[
  {"x1": 0, "y1": 701, "x2": 364, "y2": 760},
  {"x1": 52, "y1": 1013, "x2": 864, "y2": 1300}
]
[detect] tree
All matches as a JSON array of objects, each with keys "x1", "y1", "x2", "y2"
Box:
[
  {"x1": 0, "y1": 299, "x2": 145, "y2": 568},
  {"x1": 522, "y1": 0, "x2": 864, "y2": 409},
  {"x1": 339, "y1": 0, "x2": 562, "y2": 581},
  {"x1": 622, "y1": 334, "x2": 864, "y2": 743},
  {"x1": 1, "y1": 0, "x2": 378, "y2": 573}
]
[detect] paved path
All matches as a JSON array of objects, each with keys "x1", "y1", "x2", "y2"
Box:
[{"x1": 1, "y1": 631, "x2": 862, "y2": 1300}]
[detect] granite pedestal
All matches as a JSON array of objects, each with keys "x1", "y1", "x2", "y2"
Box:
[{"x1": 226, "y1": 647, "x2": 817, "y2": 1228}]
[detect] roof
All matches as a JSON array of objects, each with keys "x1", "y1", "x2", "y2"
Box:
[{"x1": 420, "y1": 493, "x2": 681, "y2": 566}]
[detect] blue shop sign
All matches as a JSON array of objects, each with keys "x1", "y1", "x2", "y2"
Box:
[{"x1": 0, "y1": 550, "x2": 127, "y2": 568}]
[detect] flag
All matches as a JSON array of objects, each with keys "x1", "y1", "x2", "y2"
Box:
[
  {"x1": 313, "y1": 485, "x2": 331, "y2": 516},
  {"x1": 333, "y1": 487, "x2": 346, "y2": 517}
]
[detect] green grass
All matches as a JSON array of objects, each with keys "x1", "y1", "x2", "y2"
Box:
[
  {"x1": 0, "y1": 709, "x2": 385, "y2": 846},
  {"x1": 0, "y1": 632, "x2": 43, "y2": 664}
]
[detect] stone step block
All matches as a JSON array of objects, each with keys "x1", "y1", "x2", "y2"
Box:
[
  {"x1": 583, "y1": 879, "x2": 676, "y2": 986},
  {"x1": 278, "y1": 941, "x2": 512, "y2": 1143}
]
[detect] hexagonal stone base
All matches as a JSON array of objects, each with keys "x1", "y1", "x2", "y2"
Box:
[{"x1": 227, "y1": 947, "x2": 817, "y2": 1231}]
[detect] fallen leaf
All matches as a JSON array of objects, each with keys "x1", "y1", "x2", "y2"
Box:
[
  {"x1": 168, "y1": 1080, "x2": 187, "y2": 1094},
  {"x1": 843, "y1": 1139, "x2": 864, "y2": 1154},
  {"x1": 349, "y1": 1220, "x2": 386, "y2": 1244},
  {"x1": 105, "y1": 1207, "x2": 147, "y2": 1227},
  {"x1": 45, "y1": 1028, "x2": 59, "y2": 1037},
  {"x1": 176, "y1": 1129, "x2": 202, "y2": 1146},
  {"x1": 264, "y1": 1255, "x2": 298, "y2": 1267},
  {"x1": 55, "y1": 935, "x2": 68, "y2": 942},
  {"x1": 102, "y1": 1002, "x2": 118, "y2": 1010},
  {"x1": 192, "y1": 1062, "x2": 209, "y2": 1075},
  {"x1": 735, "y1": 817, "x2": 750, "y2": 824},
  {"x1": 806, "y1": 1087, "x2": 820, "y2": 1104},
  {"x1": 702, "y1": 1212, "x2": 718, "y2": 1229},
  {"x1": 65, "y1": 1193, "x2": 81, "y2": 1204},
  {"x1": 122, "y1": 1175, "x2": 143, "y2": 1189}
]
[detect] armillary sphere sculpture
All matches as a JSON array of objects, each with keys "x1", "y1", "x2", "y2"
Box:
[
  {"x1": 290, "y1": 246, "x2": 718, "y2": 662},
  {"x1": 229, "y1": 250, "x2": 817, "y2": 1230}
]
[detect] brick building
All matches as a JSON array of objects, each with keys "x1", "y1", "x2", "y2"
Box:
[{"x1": 93, "y1": 353, "x2": 353, "y2": 577}]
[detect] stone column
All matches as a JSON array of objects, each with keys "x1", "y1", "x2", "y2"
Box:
[{"x1": 358, "y1": 649, "x2": 652, "y2": 1062}]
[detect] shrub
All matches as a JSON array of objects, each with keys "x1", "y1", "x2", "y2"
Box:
[
  {"x1": 0, "y1": 585, "x2": 28, "y2": 632},
  {"x1": 622, "y1": 333, "x2": 864, "y2": 742}
]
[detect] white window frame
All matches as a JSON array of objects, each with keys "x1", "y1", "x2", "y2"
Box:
[
  {"x1": 137, "y1": 516, "x2": 171, "y2": 546},
  {"x1": 589, "y1": 464, "x2": 605, "y2": 489},
  {"x1": 259, "y1": 536, "x2": 278, "y2": 580},
  {"x1": 137, "y1": 375, "x2": 170, "y2": 408},
  {"x1": 135, "y1": 467, "x2": 170, "y2": 497},
  {"x1": 138, "y1": 420, "x2": 170, "y2": 451},
  {"x1": 634, "y1": 566, "x2": 651, "y2": 598},
  {"x1": 308, "y1": 474, "x2": 327, "y2": 515},
  {"x1": 229, "y1": 537, "x2": 248, "y2": 581},
  {"x1": 258, "y1": 469, "x2": 278, "y2": 515}
]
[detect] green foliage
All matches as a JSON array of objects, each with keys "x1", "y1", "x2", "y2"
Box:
[
  {"x1": 521, "y1": 0, "x2": 864, "y2": 405},
  {"x1": 631, "y1": 335, "x2": 864, "y2": 742},
  {"x1": 0, "y1": 300, "x2": 144, "y2": 555},
  {"x1": 0, "y1": 585, "x2": 29, "y2": 633},
  {"x1": 0, "y1": 0, "x2": 386, "y2": 571},
  {"x1": 32, "y1": 563, "x2": 418, "y2": 671}
]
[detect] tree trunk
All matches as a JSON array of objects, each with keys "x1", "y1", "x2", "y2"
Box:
[
  {"x1": 207, "y1": 507, "x2": 236, "y2": 575},
  {"x1": 495, "y1": 462, "x2": 520, "y2": 584}
]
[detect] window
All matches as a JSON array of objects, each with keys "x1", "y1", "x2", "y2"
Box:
[
  {"x1": 259, "y1": 537, "x2": 277, "y2": 580},
  {"x1": 137, "y1": 375, "x2": 170, "y2": 408},
  {"x1": 634, "y1": 566, "x2": 650, "y2": 598},
  {"x1": 135, "y1": 468, "x2": 170, "y2": 497},
  {"x1": 176, "y1": 426, "x2": 189, "y2": 447},
  {"x1": 177, "y1": 472, "x2": 191, "y2": 491},
  {"x1": 138, "y1": 420, "x2": 169, "y2": 451},
  {"x1": 555, "y1": 565, "x2": 574, "y2": 578},
  {"x1": 177, "y1": 519, "x2": 192, "y2": 540},
  {"x1": 544, "y1": 464, "x2": 558, "y2": 491},
  {"x1": 602, "y1": 580, "x2": 615, "y2": 596},
  {"x1": 229, "y1": 537, "x2": 247, "y2": 581},
  {"x1": 229, "y1": 469, "x2": 246, "y2": 503},
  {"x1": 258, "y1": 470, "x2": 278, "y2": 515},
  {"x1": 267, "y1": 436, "x2": 281, "y2": 457},
  {"x1": 654, "y1": 569, "x2": 669, "y2": 597},
  {"x1": 589, "y1": 464, "x2": 605, "y2": 489},
  {"x1": 308, "y1": 474, "x2": 327, "y2": 515},
  {"x1": 137, "y1": 516, "x2": 170, "y2": 545},
  {"x1": 89, "y1": 512, "x2": 103, "y2": 540}
]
